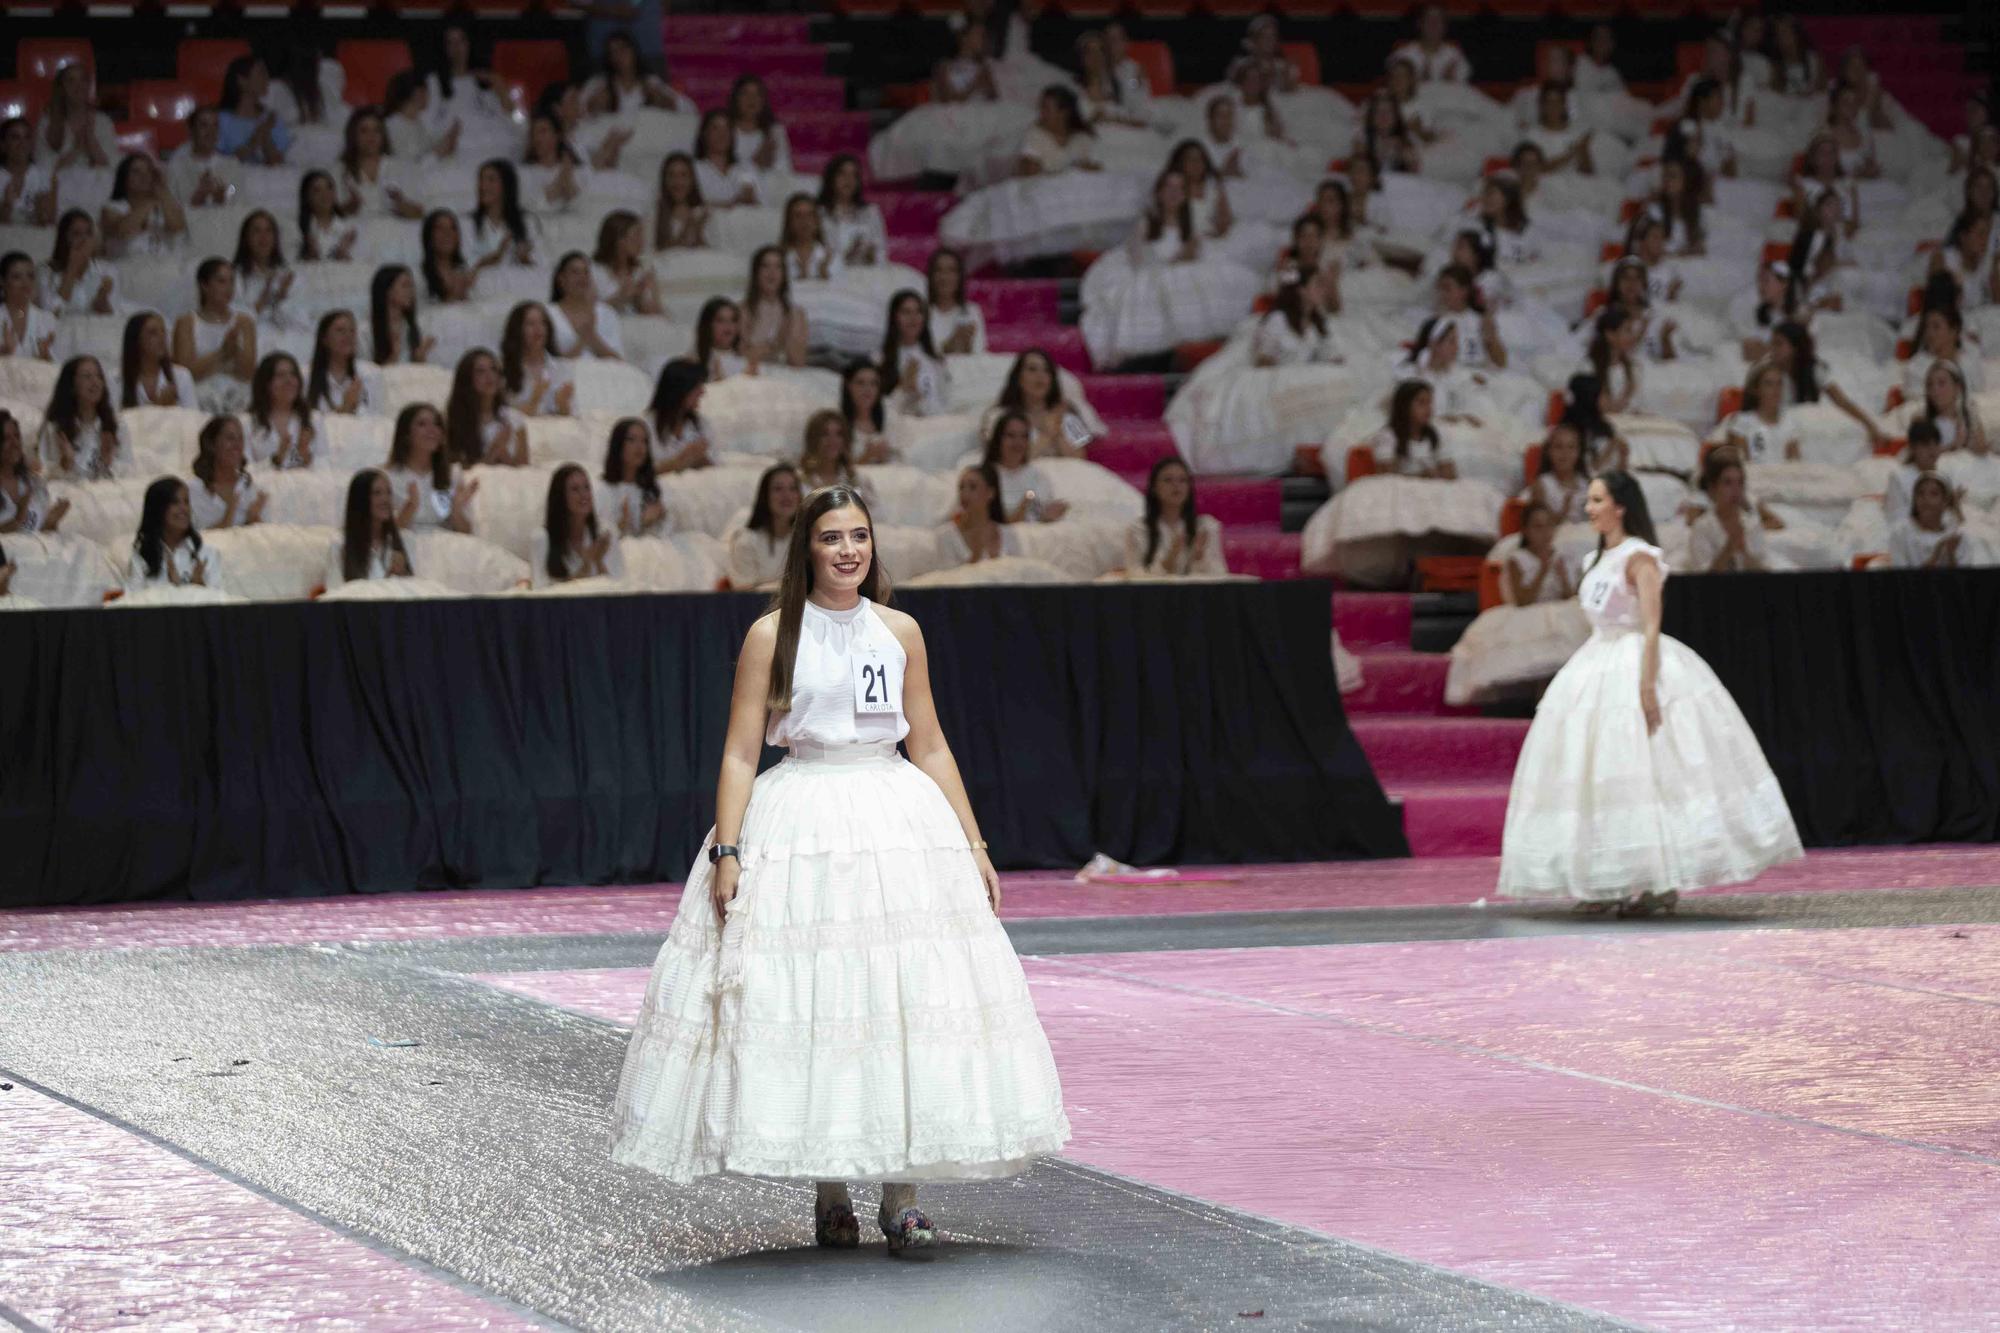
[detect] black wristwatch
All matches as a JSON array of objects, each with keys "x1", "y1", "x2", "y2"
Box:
[{"x1": 708, "y1": 844, "x2": 741, "y2": 865}]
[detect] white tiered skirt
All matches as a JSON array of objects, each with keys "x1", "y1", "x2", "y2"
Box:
[
  {"x1": 609, "y1": 742, "x2": 1071, "y2": 1184},
  {"x1": 1497, "y1": 627, "x2": 1803, "y2": 902}
]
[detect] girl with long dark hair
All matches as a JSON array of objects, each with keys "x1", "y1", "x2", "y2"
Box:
[
  {"x1": 308, "y1": 310, "x2": 373, "y2": 415},
  {"x1": 0, "y1": 251, "x2": 57, "y2": 360},
  {"x1": 877, "y1": 290, "x2": 949, "y2": 417},
  {"x1": 742, "y1": 246, "x2": 807, "y2": 368},
  {"x1": 189, "y1": 414, "x2": 267, "y2": 530},
  {"x1": 942, "y1": 461, "x2": 1017, "y2": 565},
  {"x1": 420, "y1": 208, "x2": 476, "y2": 303},
  {"x1": 608, "y1": 482, "x2": 1068, "y2": 1252},
  {"x1": 0, "y1": 410, "x2": 68, "y2": 534},
  {"x1": 598, "y1": 417, "x2": 666, "y2": 538},
  {"x1": 1497, "y1": 470, "x2": 1800, "y2": 914},
  {"x1": 125, "y1": 477, "x2": 221, "y2": 590},
  {"x1": 39, "y1": 354, "x2": 126, "y2": 480},
  {"x1": 383, "y1": 402, "x2": 476, "y2": 532},
  {"x1": 726, "y1": 461, "x2": 801, "y2": 589},
  {"x1": 980, "y1": 409, "x2": 1067, "y2": 522},
  {"x1": 42, "y1": 208, "x2": 117, "y2": 316},
  {"x1": 653, "y1": 152, "x2": 710, "y2": 249},
  {"x1": 924, "y1": 246, "x2": 986, "y2": 355},
  {"x1": 549, "y1": 250, "x2": 625, "y2": 360},
  {"x1": 531, "y1": 462, "x2": 622, "y2": 588},
  {"x1": 370, "y1": 265, "x2": 432, "y2": 366},
  {"x1": 991, "y1": 348, "x2": 1092, "y2": 459},
  {"x1": 1124, "y1": 456, "x2": 1223, "y2": 577},
  {"x1": 296, "y1": 170, "x2": 358, "y2": 263},
  {"x1": 173, "y1": 257, "x2": 258, "y2": 412},
  {"x1": 591, "y1": 210, "x2": 664, "y2": 316},
  {"x1": 100, "y1": 153, "x2": 189, "y2": 259},
  {"x1": 817, "y1": 154, "x2": 887, "y2": 268},
  {"x1": 839, "y1": 360, "x2": 893, "y2": 465},
  {"x1": 119, "y1": 311, "x2": 195, "y2": 408},
  {"x1": 232, "y1": 208, "x2": 295, "y2": 328},
  {"x1": 248, "y1": 352, "x2": 316, "y2": 470},
  {"x1": 1371, "y1": 379, "x2": 1455, "y2": 479},
  {"x1": 500, "y1": 302, "x2": 575, "y2": 416},
  {"x1": 329, "y1": 468, "x2": 413, "y2": 586},
  {"x1": 694, "y1": 108, "x2": 760, "y2": 208},
  {"x1": 445, "y1": 348, "x2": 529, "y2": 467},
  {"x1": 649, "y1": 358, "x2": 713, "y2": 470},
  {"x1": 464, "y1": 159, "x2": 536, "y2": 270}
]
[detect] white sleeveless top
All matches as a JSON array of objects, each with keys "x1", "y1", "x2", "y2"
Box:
[
  {"x1": 767, "y1": 598, "x2": 909, "y2": 750},
  {"x1": 1579, "y1": 537, "x2": 1665, "y2": 633}
]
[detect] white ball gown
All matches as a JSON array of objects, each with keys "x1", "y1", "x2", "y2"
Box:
[
  {"x1": 1496, "y1": 535, "x2": 1803, "y2": 902},
  {"x1": 609, "y1": 596, "x2": 1071, "y2": 1182}
]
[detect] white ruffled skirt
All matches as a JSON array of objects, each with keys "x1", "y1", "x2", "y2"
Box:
[
  {"x1": 1497, "y1": 626, "x2": 1803, "y2": 901},
  {"x1": 609, "y1": 742, "x2": 1072, "y2": 1184}
]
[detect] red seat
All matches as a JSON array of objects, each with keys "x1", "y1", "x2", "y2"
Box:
[
  {"x1": 1522, "y1": 442, "x2": 1543, "y2": 479},
  {"x1": 1345, "y1": 445, "x2": 1377, "y2": 484},
  {"x1": 1282, "y1": 43, "x2": 1321, "y2": 87},
  {"x1": 1715, "y1": 386, "x2": 1743, "y2": 421},
  {"x1": 1499, "y1": 498, "x2": 1527, "y2": 538},
  {"x1": 1417, "y1": 556, "x2": 1485, "y2": 593},
  {"x1": 1895, "y1": 339, "x2": 1914, "y2": 361},
  {"x1": 1478, "y1": 559, "x2": 1504, "y2": 610},
  {"x1": 492, "y1": 39, "x2": 569, "y2": 105},
  {"x1": 336, "y1": 39, "x2": 415, "y2": 109},
  {"x1": 0, "y1": 81, "x2": 46, "y2": 123},
  {"x1": 1675, "y1": 42, "x2": 1706, "y2": 79},
  {"x1": 178, "y1": 39, "x2": 251, "y2": 107},
  {"x1": 1760, "y1": 241, "x2": 1790, "y2": 265},
  {"x1": 1633, "y1": 0, "x2": 1692, "y2": 17},
  {"x1": 1126, "y1": 41, "x2": 1176, "y2": 98},
  {"x1": 17, "y1": 38, "x2": 94, "y2": 92},
  {"x1": 128, "y1": 80, "x2": 200, "y2": 151},
  {"x1": 1544, "y1": 390, "x2": 1566, "y2": 427},
  {"x1": 1583, "y1": 289, "x2": 1608, "y2": 317}
]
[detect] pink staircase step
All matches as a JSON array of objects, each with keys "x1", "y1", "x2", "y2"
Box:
[
  {"x1": 1352, "y1": 717, "x2": 1528, "y2": 785},
  {"x1": 887, "y1": 235, "x2": 939, "y2": 271},
  {"x1": 1388, "y1": 782, "x2": 1511, "y2": 857},
  {"x1": 877, "y1": 190, "x2": 956, "y2": 238},
  {"x1": 967, "y1": 278, "x2": 1060, "y2": 326},
  {"x1": 785, "y1": 112, "x2": 872, "y2": 157},
  {"x1": 1340, "y1": 650, "x2": 1463, "y2": 716},
  {"x1": 676, "y1": 74, "x2": 845, "y2": 113},
  {"x1": 662, "y1": 44, "x2": 829, "y2": 78},
  {"x1": 988, "y1": 322, "x2": 1091, "y2": 374},
  {"x1": 666, "y1": 15, "x2": 814, "y2": 44},
  {"x1": 1222, "y1": 528, "x2": 1302, "y2": 580},
  {"x1": 1079, "y1": 373, "x2": 1164, "y2": 420},
  {"x1": 1087, "y1": 421, "x2": 1177, "y2": 474},
  {"x1": 1195, "y1": 476, "x2": 1281, "y2": 527},
  {"x1": 1333, "y1": 591, "x2": 1412, "y2": 652}
]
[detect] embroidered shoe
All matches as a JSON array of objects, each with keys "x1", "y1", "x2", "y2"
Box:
[
  {"x1": 879, "y1": 1206, "x2": 936, "y2": 1256},
  {"x1": 815, "y1": 1201, "x2": 860, "y2": 1249}
]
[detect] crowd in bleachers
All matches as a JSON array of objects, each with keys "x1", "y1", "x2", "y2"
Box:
[{"x1": 0, "y1": 11, "x2": 1248, "y2": 611}]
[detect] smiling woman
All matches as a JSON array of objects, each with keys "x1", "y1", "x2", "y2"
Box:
[{"x1": 608, "y1": 482, "x2": 1071, "y2": 1256}]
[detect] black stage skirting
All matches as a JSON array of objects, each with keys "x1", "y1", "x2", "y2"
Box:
[
  {"x1": 1663, "y1": 569, "x2": 2000, "y2": 848},
  {"x1": 0, "y1": 581, "x2": 1407, "y2": 907}
]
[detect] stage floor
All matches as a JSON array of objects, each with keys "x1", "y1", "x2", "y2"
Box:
[{"x1": 6, "y1": 846, "x2": 2000, "y2": 1331}]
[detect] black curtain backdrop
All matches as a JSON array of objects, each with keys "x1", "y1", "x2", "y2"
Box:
[
  {"x1": 1663, "y1": 570, "x2": 2000, "y2": 847},
  {"x1": 0, "y1": 582, "x2": 1406, "y2": 908}
]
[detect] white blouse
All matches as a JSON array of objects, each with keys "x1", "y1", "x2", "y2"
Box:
[
  {"x1": 1504, "y1": 546, "x2": 1576, "y2": 602},
  {"x1": 764, "y1": 597, "x2": 908, "y2": 750},
  {"x1": 385, "y1": 463, "x2": 463, "y2": 529},
  {"x1": 695, "y1": 158, "x2": 761, "y2": 206},
  {"x1": 597, "y1": 479, "x2": 668, "y2": 537},
  {"x1": 822, "y1": 204, "x2": 887, "y2": 266},
  {"x1": 1371, "y1": 426, "x2": 1454, "y2": 476},
  {"x1": 581, "y1": 72, "x2": 696, "y2": 116},
  {"x1": 189, "y1": 473, "x2": 262, "y2": 529},
  {"x1": 727, "y1": 525, "x2": 790, "y2": 589},
  {"x1": 1020, "y1": 126, "x2": 1098, "y2": 172},
  {"x1": 0, "y1": 302, "x2": 60, "y2": 358},
  {"x1": 1123, "y1": 513, "x2": 1226, "y2": 576},
  {"x1": 547, "y1": 301, "x2": 624, "y2": 360},
  {"x1": 1724, "y1": 409, "x2": 1800, "y2": 463},
  {"x1": 324, "y1": 534, "x2": 406, "y2": 587},
  {"x1": 39, "y1": 418, "x2": 128, "y2": 480},
  {"x1": 528, "y1": 526, "x2": 626, "y2": 588},
  {"x1": 0, "y1": 161, "x2": 53, "y2": 225},
  {"x1": 1390, "y1": 40, "x2": 1469, "y2": 83},
  {"x1": 732, "y1": 124, "x2": 792, "y2": 178},
  {"x1": 463, "y1": 212, "x2": 535, "y2": 267},
  {"x1": 939, "y1": 519, "x2": 1022, "y2": 565},
  {"x1": 124, "y1": 540, "x2": 221, "y2": 590},
  {"x1": 1686, "y1": 510, "x2": 1769, "y2": 571},
  {"x1": 37, "y1": 259, "x2": 117, "y2": 317},
  {"x1": 124, "y1": 363, "x2": 198, "y2": 408},
  {"x1": 165, "y1": 149, "x2": 240, "y2": 206},
  {"x1": 0, "y1": 472, "x2": 54, "y2": 532},
  {"x1": 1252, "y1": 312, "x2": 1327, "y2": 367},
  {"x1": 1525, "y1": 470, "x2": 1588, "y2": 524},
  {"x1": 651, "y1": 416, "x2": 709, "y2": 469},
  {"x1": 270, "y1": 60, "x2": 348, "y2": 126},
  {"x1": 1891, "y1": 519, "x2": 1965, "y2": 569},
  {"x1": 506, "y1": 356, "x2": 575, "y2": 415},
  {"x1": 885, "y1": 345, "x2": 950, "y2": 416},
  {"x1": 996, "y1": 461, "x2": 1055, "y2": 516},
  {"x1": 247, "y1": 410, "x2": 315, "y2": 469},
  {"x1": 99, "y1": 198, "x2": 181, "y2": 259},
  {"x1": 928, "y1": 302, "x2": 986, "y2": 355}
]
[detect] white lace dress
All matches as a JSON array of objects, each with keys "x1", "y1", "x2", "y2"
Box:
[
  {"x1": 610, "y1": 597, "x2": 1071, "y2": 1183},
  {"x1": 1497, "y1": 536, "x2": 1803, "y2": 901}
]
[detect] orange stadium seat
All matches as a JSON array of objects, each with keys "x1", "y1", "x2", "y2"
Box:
[
  {"x1": 1345, "y1": 445, "x2": 1377, "y2": 484},
  {"x1": 128, "y1": 80, "x2": 200, "y2": 151},
  {"x1": 1522, "y1": 443, "x2": 1543, "y2": 479},
  {"x1": 1125, "y1": 41, "x2": 1177, "y2": 98},
  {"x1": 17, "y1": 38, "x2": 94, "y2": 91},
  {"x1": 1715, "y1": 386, "x2": 1742, "y2": 420},
  {"x1": 178, "y1": 39, "x2": 251, "y2": 107},
  {"x1": 337, "y1": 39, "x2": 415, "y2": 109},
  {"x1": 1499, "y1": 498, "x2": 1527, "y2": 537},
  {"x1": 492, "y1": 40, "x2": 569, "y2": 104},
  {"x1": 1478, "y1": 559, "x2": 1504, "y2": 610},
  {"x1": 0, "y1": 81, "x2": 46, "y2": 123},
  {"x1": 1281, "y1": 43, "x2": 1320, "y2": 86}
]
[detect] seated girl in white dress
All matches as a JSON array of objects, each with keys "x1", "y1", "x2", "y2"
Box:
[
  {"x1": 125, "y1": 477, "x2": 223, "y2": 592},
  {"x1": 532, "y1": 463, "x2": 625, "y2": 588},
  {"x1": 1123, "y1": 457, "x2": 1227, "y2": 578},
  {"x1": 1722, "y1": 360, "x2": 1804, "y2": 463},
  {"x1": 743, "y1": 247, "x2": 808, "y2": 369},
  {"x1": 247, "y1": 352, "x2": 317, "y2": 470},
  {"x1": 584, "y1": 31, "x2": 697, "y2": 116},
  {"x1": 652, "y1": 152, "x2": 713, "y2": 250},
  {"x1": 980, "y1": 411, "x2": 1068, "y2": 523},
  {"x1": 726, "y1": 462, "x2": 801, "y2": 590},
  {"x1": 549, "y1": 251, "x2": 626, "y2": 361},
  {"x1": 694, "y1": 109, "x2": 762, "y2": 208},
  {"x1": 818, "y1": 155, "x2": 888, "y2": 269},
  {"x1": 173, "y1": 259, "x2": 258, "y2": 414},
  {"x1": 1902, "y1": 303, "x2": 1984, "y2": 399},
  {"x1": 841, "y1": 362, "x2": 894, "y2": 466},
  {"x1": 339, "y1": 108, "x2": 426, "y2": 220},
  {"x1": 369, "y1": 265, "x2": 433, "y2": 366},
  {"x1": 39, "y1": 355, "x2": 130, "y2": 481},
  {"x1": 1523, "y1": 422, "x2": 1590, "y2": 526},
  {"x1": 592, "y1": 210, "x2": 665, "y2": 317},
  {"x1": 1686, "y1": 448, "x2": 1770, "y2": 573},
  {"x1": 797, "y1": 409, "x2": 871, "y2": 499},
  {"x1": 119, "y1": 311, "x2": 198, "y2": 409},
  {"x1": 878, "y1": 291, "x2": 951, "y2": 420},
  {"x1": 926, "y1": 247, "x2": 987, "y2": 356},
  {"x1": 939, "y1": 461, "x2": 1020, "y2": 566},
  {"x1": 989, "y1": 349, "x2": 1093, "y2": 460},
  {"x1": 0, "y1": 251, "x2": 58, "y2": 359},
  {"x1": 445, "y1": 348, "x2": 530, "y2": 467},
  {"x1": 651, "y1": 358, "x2": 715, "y2": 472},
  {"x1": 297, "y1": 171, "x2": 359, "y2": 264},
  {"x1": 383, "y1": 403, "x2": 477, "y2": 533},
  {"x1": 1891, "y1": 469, "x2": 1992, "y2": 568},
  {"x1": 599, "y1": 417, "x2": 669, "y2": 539},
  {"x1": 0, "y1": 410, "x2": 69, "y2": 535},
  {"x1": 233, "y1": 210, "x2": 296, "y2": 332},
  {"x1": 501, "y1": 302, "x2": 576, "y2": 416},
  {"x1": 189, "y1": 414, "x2": 266, "y2": 530},
  {"x1": 327, "y1": 469, "x2": 415, "y2": 587},
  {"x1": 729, "y1": 75, "x2": 797, "y2": 203},
  {"x1": 40, "y1": 209, "x2": 118, "y2": 317},
  {"x1": 308, "y1": 310, "x2": 375, "y2": 416},
  {"x1": 1446, "y1": 500, "x2": 1589, "y2": 706},
  {"x1": 100, "y1": 154, "x2": 189, "y2": 260}
]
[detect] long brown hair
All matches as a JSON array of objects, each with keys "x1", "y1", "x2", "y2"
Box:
[{"x1": 766, "y1": 484, "x2": 890, "y2": 712}]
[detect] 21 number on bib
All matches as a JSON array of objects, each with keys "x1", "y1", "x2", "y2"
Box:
[{"x1": 854, "y1": 656, "x2": 900, "y2": 715}]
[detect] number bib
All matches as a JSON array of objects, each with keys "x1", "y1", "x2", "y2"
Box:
[{"x1": 852, "y1": 651, "x2": 901, "y2": 716}]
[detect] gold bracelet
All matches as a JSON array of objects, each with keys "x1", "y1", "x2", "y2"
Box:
[{"x1": 969, "y1": 840, "x2": 988, "y2": 851}]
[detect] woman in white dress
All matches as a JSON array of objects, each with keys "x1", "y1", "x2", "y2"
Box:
[
  {"x1": 1080, "y1": 166, "x2": 1263, "y2": 368},
  {"x1": 991, "y1": 349, "x2": 1093, "y2": 461},
  {"x1": 1524, "y1": 422, "x2": 1590, "y2": 525},
  {"x1": 592, "y1": 210, "x2": 664, "y2": 317},
  {"x1": 500, "y1": 302, "x2": 575, "y2": 417},
  {"x1": 247, "y1": 352, "x2": 317, "y2": 470},
  {"x1": 0, "y1": 251, "x2": 58, "y2": 360},
  {"x1": 939, "y1": 87, "x2": 1115, "y2": 267},
  {"x1": 1903, "y1": 304, "x2": 1984, "y2": 399},
  {"x1": 797, "y1": 409, "x2": 867, "y2": 498},
  {"x1": 41, "y1": 209, "x2": 118, "y2": 317},
  {"x1": 532, "y1": 463, "x2": 624, "y2": 588},
  {"x1": 695, "y1": 298, "x2": 755, "y2": 382},
  {"x1": 117, "y1": 312, "x2": 194, "y2": 409},
  {"x1": 40, "y1": 357, "x2": 127, "y2": 481},
  {"x1": 608, "y1": 482, "x2": 1070, "y2": 1245},
  {"x1": 940, "y1": 461, "x2": 1020, "y2": 567},
  {"x1": 328, "y1": 469, "x2": 415, "y2": 587},
  {"x1": 694, "y1": 109, "x2": 762, "y2": 209},
  {"x1": 819, "y1": 155, "x2": 888, "y2": 269},
  {"x1": 981, "y1": 410, "x2": 1068, "y2": 522},
  {"x1": 420, "y1": 208, "x2": 478, "y2": 304},
  {"x1": 653, "y1": 152, "x2": 713, "y2": 250},
  {"x1": 423, "y1": 23, "x2": 503, "y2": 131},
  {"x1": 599, "y1": 418, "x2": 668, "y2": 539},
  {"x1": 384, "y1": 402, "x2": 477, "y2": 533},
  {"x1": 549, "y1": 251, "x2": 626, "y2": 361},
  {"x1": 232, "y1": 209, "x2": 297, "y2": 331},
  {"x1": 1497, "y1": 471, "x2": 1803, "y2": 913},
  {"x1": 0, "y1": 115, "x2": 56, "y2": 226},
  {"x1": 464, "y1": 159, "x2": 539, "y2": 274},
  {"x1": 743, "y1": 246, "x2": 808, "y2": 369},
  {"x1": 174, "y1": 259, "x2": 258, "y2": 414},
  {"x1": 297, "y1": 171, "x2": 359, "y2": 264},
  {"x1": 1892, "y1": 470, "x2": 1991, "y2": 568},
  {"x1": 584, "y1": 31, "x2": 696, "y2": 117},
  {"x1": 925, "y1": 247, "x2": 987, "y2": 356},
  {"x1": 730, "y1": 74, "x2": 795, "y2": 200},
  {"x1": 189, "y1": 414, "x2": 267, "y2": 530},
  {"x1": 727, "y1": 462, "x2": 801, "y2": 589},
  {"x1": 36, "y1": 63, "x2": 113, "y2": 171},
  {"x1": 1722, "y1": 360, "x2": 1803, "y2": 464},
  {"x1": 522, "y1": 113, "x2": 589, "y2": 217},
  {"x1": 877, "y1": 290, "x2": 950, "y2": 420},
  {"x1": 0, "y1": 411, "x2": 70, "y2": 535},
  {"x1": 841, "y1": 362, "x2": 893, "y2": 466},
  {"x1": 1445, "y1": 501, "x2": 1587, "y2": 706},
  {"x1": 445, "y1": 347, "x2": 529, "y2": 467},
  {"x1": 368, "y1": 265, "x2": 432, "y2": 368},
  {"x1": 1686, "y1": 448, "x2": 1770, "y2": 573},
  {"x1": 650, "y1": 358, "x2": 715, "y2": 471},
  {"x1": 125, "y1": 477, "x2": 223, "y2": 591},
  {"x1": 309, "y1": 309, "x2": 376, "y2": 416},
  {"x1": 1124, "y1": 457, "x2": 1226, "y2": 577},
  {"x1": 340, "y1": 107, "x2": 426, "y2": 220},
  {"x1": 100, "y1": 154, "x2": 189, "y2": 260}
]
